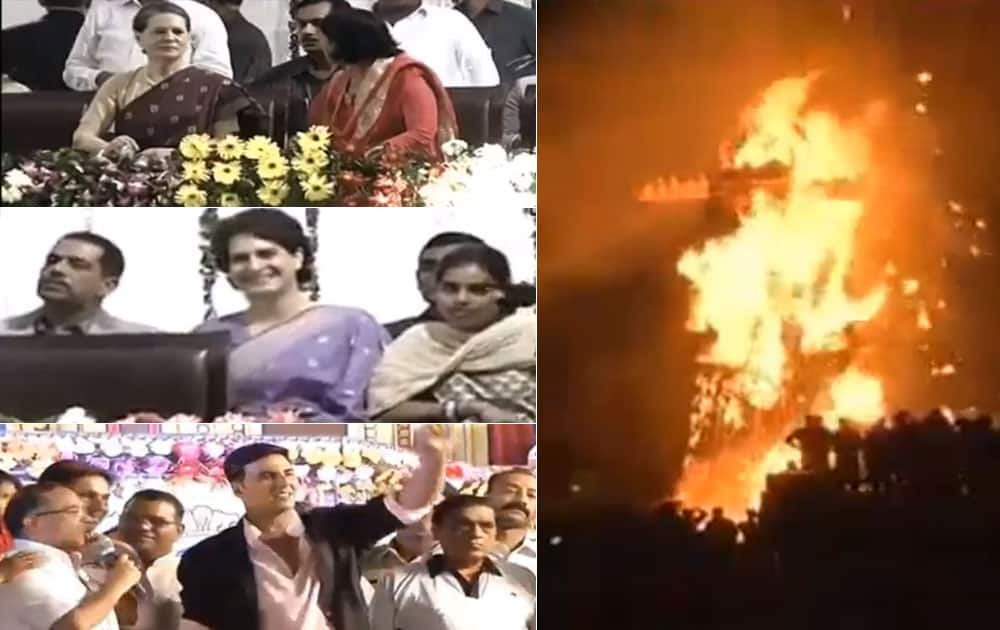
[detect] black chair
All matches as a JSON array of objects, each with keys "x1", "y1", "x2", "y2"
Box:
[
  {"x1": 446, "y1": 86, "x2": 506, "y2": 147},
  {"x1": 0, "y1": 333, "x2": 230, "y2": 421},
  {"x1": 1, "y1": 91, "x2": 91, "y2": 155}
]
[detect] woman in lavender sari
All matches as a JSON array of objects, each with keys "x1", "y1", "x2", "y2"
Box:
[{"x1": 195, "y1": 208, "x2": 388, "y2": 421}]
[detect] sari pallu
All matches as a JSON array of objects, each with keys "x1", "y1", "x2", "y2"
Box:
[
  {"x1": 110, "y1": 66, "x2": 250, "y2": 150},
  {"x1": 367, "y1": 308, "x2": 537, "y2": 422},
  {"x1": 308, "y1": 53, "x2": 458, "y2": 161},
  {"x1": 195, "y1": 305, "x2": 388, "y2": 422}
]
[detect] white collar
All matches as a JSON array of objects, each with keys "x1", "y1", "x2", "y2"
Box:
[{"x1": 242, "y1": 510, "x2": 306, "y2": 547}]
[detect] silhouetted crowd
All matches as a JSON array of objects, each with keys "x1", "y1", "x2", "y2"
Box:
[{"x1": 547, "y1": 410, "x2": 1000, "y2": 630}]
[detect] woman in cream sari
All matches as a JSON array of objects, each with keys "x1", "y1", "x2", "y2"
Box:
[
  {"x1": 308, "y1": 8, "x2": 457, "y2": 161},
  {"x1": 72, "y1": 1, "x2": 250, "y2": 161},
  {"x1": 369, "y1": 244, "x2": 536, "y2": 422}
]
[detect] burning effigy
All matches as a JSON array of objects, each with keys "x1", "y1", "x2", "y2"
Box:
[{"x1": 645, "y1": 73, "x2": 931, "y2": 514}]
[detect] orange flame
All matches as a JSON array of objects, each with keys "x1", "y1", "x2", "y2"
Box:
[{"x1": 673, "y1": 73, "x2": 891, "y2": 515}]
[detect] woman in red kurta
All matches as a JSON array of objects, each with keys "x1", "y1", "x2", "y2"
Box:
[
  {"x1": 308, "y1": 8, "x2": 457, "y2": 162},
  {"x1": 0, "y1": 470, "x2": 22, "y2": 554}
]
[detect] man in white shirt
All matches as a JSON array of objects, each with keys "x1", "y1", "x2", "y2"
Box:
[
  {"x1": 484, "y1": 468, "x2": 536, "y2": 578},
  {"x1": 177, "y1": 424, "x2": 449, "y2": 630},
  {"x1": 370, "y1": 0, "x2": 499, "y2": 87},
  {"x1": 0, "y1": 482, "x2": 143, "y2": 630},
  {"x1": 111, "y1": 489, "x2": 186, "y2": 630},
  {"x1": 360, "y1": 513, "x2": 435, "y2": 584},
  {"x1": 370, "y1": 495, "x2": 535, "y2": 630},
  {"x1": 63, "y1": 0, "x2": 232, "y2": 92}
]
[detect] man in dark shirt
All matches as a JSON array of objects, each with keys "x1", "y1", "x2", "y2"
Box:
[
  {"x1": 787, "y1": 414, "x2": 834, "y2": 473},
  {"x1": 204, "y1": 0, "x2": 272, "y2": 84},
  {"x1": 456, "y1": 0, "x2": 535, "y2": 85},
  {"x1": 1, "y1": 0, "x2": 87, "y2": 91},
  {"x1": 383, "y1": 231, "x2": 486, "y2": 339},
  {"x1": 251, "y1": 0, "x2": 350, "y2": 143}
]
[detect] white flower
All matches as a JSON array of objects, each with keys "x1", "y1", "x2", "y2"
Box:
[
  {"x1": 4, "y1": 168, "x2": 32, "y2": 189},
  {"x1": 472, "y1": 143, "x2": 509, "y2": 168},
  {"x1": 1, "y1": 184, "x2": 22, "y2": 204},
  {"x1": 441, "y1": 138, "x2": 469, "y2": 159},
  {"x1": 57, "y1": 406, "x2": 96, "y2": 424}
]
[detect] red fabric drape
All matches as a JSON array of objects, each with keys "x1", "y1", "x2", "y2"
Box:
[
  {"x1": 488, "y1": 425, "x2": 536, "y2": 465},
  {"x1": 0, "y1": 520, "x2": 13, "y2": 554}
]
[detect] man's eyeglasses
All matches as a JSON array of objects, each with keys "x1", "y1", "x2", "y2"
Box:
[
  {"x1": 31, "y1": 506, "x2": 83, "y2": 518},
  {"x1": 122, "y1": 514, "x2": 179, "y2": 530}
]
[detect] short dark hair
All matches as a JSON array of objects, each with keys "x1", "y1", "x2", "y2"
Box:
[
  {"x1": 224, "y1": 443, "x2": 291, "y2": 483},
  {"x1": 38, "y1": 459, "x2": 114, "y2": 487},
  {"x1": 486, "y1": 467, "x2": 536, "y2": 494},
  {"x1": 0, "y1": 469, "x2": 22, "y2": 492},
  {"x1": 41, "y1": 0, "x2": 89, "y2": 9},
  {"x1": 319, "y1": 9, "x2": 402, "y2": 64},
  {"x1": 436, "y1": 244, "x2": 537, "y2": 311},
  {"x1": 58, "y1": 232, "x2": 126, "y2": 279},
  {"x1": 211, "y1": 209, "x2": 315, "y2": 285},
  {"x1": 432, "y1": 495, "x2": 494, "y2": 527},
  {"x1": 293, "y1": 0, "x2": 351, "y2": 14},
  {"x1": 421, "y1": 232, "x2": 485, "y2": 253},
  {"x1": 123, "y1": 489, "x2": 185, "y2": 521},
  {"x1": 133, "y1": 1, "x2": 191, "y2": 33},
  {"x1": 3, "y1": 482, "x2": 66, "y2": 538}
]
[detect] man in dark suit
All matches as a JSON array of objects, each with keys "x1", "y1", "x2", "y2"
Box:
[
  {"x1": 203, "y1": 0, "x2": 273, "y2": 84},
  {"x1": 177, "y1": 425, "x2": 449, "y2": 630},
  {"x1": 1, "y1": 0, "x2": 88, "y2": 90},
  {"x1": 251, "y1": 0, "x2": 351, "y2": 143},
  {"x1": 456, "y1": 0, "x2": 536, "y2": 85}
]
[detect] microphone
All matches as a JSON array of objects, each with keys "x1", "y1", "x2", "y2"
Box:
[{"x1": 92, "y1": 537, "x2": 148, "y2": 599}]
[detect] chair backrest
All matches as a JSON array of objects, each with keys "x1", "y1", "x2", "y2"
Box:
[
  {"x1": 1, "y1": 92, "x2": 92, "y2": 155},
  {"x1": 0, "y1": 333, "x2": 230, "y2": 421},
  {"x1": 446, "y1": 86, "x2": 505, "y2": 147}
]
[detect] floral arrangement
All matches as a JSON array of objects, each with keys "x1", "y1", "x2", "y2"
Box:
[
  {"x1": 0, "y1": 406, "x2": 322, "y2": 424},
  {"x1": 1, "y1": 129, "x2": 537, "y2": 207},
  {"x1": 0, "y1": 429, "x2": 523, "y2": 500}
]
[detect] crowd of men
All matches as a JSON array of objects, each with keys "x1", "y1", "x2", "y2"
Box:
[
  {"x1": 0, "y1": 426, "x2": 537, "y2": 630},
  {"x1": 545, "y1": 409, "x2": 1000, "y2": 630}
]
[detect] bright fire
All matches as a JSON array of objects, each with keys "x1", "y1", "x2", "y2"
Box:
[{"x1": 670, "y1": 74, "x2": 893, "y2": 515}]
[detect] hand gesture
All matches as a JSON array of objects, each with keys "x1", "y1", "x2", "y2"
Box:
[
  {"x1": 412, "y1": 424, "x2": 450, "y2": 460},
  {"x1": 106, "y1": 554, "x2": 142, "y2": 594},
  {"x1": 97, "y1": 135, "x2": 139, "y2": 162},
  {"x1": 0, "y1": 551, "x2": 46, "y2": 584}
]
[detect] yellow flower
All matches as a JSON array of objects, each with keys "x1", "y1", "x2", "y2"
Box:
[
  {"x1": 181, "y1": 160, "x2": 209, "y2": 183},
  {"x1": 292, "y1": 150, "x2": 329, "y2": 175},
  {"x1": 174, "y1": 183, "x2": 207, "y2": 207},
  {"x1": 178, "y1": 134, "x2": 213, "y2": 160},
  {"x1": 295, "y1": 125, "x2": 331, "y2": 152},
  {"x1": 215, "y1": 135, "x2": 245, "y2": 161},
  {"x1": 301, "y1": 173, "x2": 334, "y2": 202},
  {"x1": 212, "y1": 161, "x2": 242, "y2": 186},
  {"x1": 219, "y1": 192, "x2": 242, "y2": 207},
  {"x1": 257, "y1": 181, "x2": 289, "y2": 206},
  {"x1": 244, "y1": 135, "x2": 280, "y2": 161},
  {"x1": 257, "y1": 154, "x2": 289, "y2": 180}
]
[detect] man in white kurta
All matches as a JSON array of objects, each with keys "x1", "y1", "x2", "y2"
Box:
[
  {"x1": 0, "y1": 483, "x2": 142, "y2": 630},
  {"x1": 370, "y1": 495, "x2": 535, "y2": 630}
]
